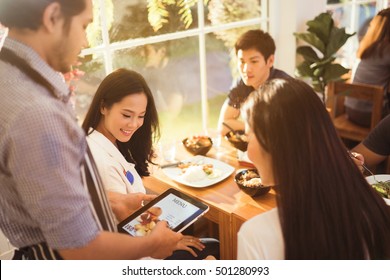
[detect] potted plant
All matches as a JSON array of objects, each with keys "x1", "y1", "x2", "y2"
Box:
[{"x1": 294, "y1": 12, "x2": 355, "y2": 103}]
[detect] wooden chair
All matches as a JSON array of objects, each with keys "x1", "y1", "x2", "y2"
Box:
[{"x1": 327, "y1": 81, "x2": 385, "y2": 142}]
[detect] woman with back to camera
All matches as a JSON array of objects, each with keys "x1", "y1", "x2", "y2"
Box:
[
  {"x1": 82, "y1": 68, "x2": 219, "y2": 260},
  {"x1": 237, "y1": 78, "x2": 390, "y2": 259},
  {"x1": 345, "y1": 8, "x2": 390, "y2": 127}
]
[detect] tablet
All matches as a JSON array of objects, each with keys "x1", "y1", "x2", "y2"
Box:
[{"x1": 118, "y1": 188, "x2": 209, "y2": 236}]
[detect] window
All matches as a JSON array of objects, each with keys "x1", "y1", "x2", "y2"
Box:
[
  {"x1": 326, "y1": 0, "x2": 389, "y2": 68},
  {"x1": 76, "y1": 0, "x2": 268, "y2": 142}
]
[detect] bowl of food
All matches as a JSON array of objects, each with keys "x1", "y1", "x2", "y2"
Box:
[
  {"x1": 225, "y1": 130, "x2": 248, "y2": 152},
  {"x1": 234, "y1": 169, "x2": 271, "y2": 197},
  {"x1": 182, "y1": 135, "x2": 213, "y2": 156}
]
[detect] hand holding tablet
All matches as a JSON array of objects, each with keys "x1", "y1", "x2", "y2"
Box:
[{"x1": 118, "y1": 188, "x2": 209, "y2": 236}]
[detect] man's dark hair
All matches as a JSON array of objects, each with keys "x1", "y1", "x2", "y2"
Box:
[
  {"x1": 235, "y1": 29, "x2": 276, "y2": 60},
  {"x1": 0, "y1": 0, "x2": 86, "y2": 31}
]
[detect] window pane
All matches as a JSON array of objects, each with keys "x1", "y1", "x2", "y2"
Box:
[
  {"x1": 88, "y1": 0, "x2": 104, "y2": 47},
  {"x1": 206, "y1": 32, "x2": 232, "y2": 131},
  {"x1": 357, "y1": 2, "x2": 377, "y2": 40},
  {"x1": 328, "y1": 3, "x2": 353, "y2": 28},
  {"x1": 79, "y1": 0, "x2": 267, "y2": 142},
  {"x1": 109, "y1": 0, "x2": 199, "y2": 43},
  {"x1": 74, "y1": 53, "x2": 106, "y2": 121},
  {"x1": 112, "y1": 37, "x2": 202, "y2": 141},
  {"x1": 327, "y1": 1, "x2": 379, "y2": 68},
  {"x1": 205, "y1": 25, "x2": 261, "y2": 130},
  {"x1": 206, "y1": 0, "x2": 261, "y2": 27}
]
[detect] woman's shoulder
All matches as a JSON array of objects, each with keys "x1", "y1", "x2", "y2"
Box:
[
  {"x1": 239, "y1": 208, "x2": 280, "y2": 240},
  {"x1": 238, "y1": 208, "x2": 284, "y2": 259}
]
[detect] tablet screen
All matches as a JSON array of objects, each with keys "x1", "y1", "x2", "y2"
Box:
[{"x1": 118, "y1": 188, "x2": 209, "y2": 236}]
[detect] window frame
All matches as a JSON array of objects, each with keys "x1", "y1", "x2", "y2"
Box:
[{"x1": 80, "y1": 0, "x2": 269, "y2": 132}]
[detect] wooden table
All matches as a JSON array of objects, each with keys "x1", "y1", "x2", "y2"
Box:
[{"x1": 143, "y1": 140, "x2": 276, "y2": 259}]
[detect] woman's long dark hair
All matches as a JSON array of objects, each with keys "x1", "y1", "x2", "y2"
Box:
[
  {"x1": 358, "y1": 8, "x2": 390, "y2": 59},
  {"x1": 243, "y1": 79, "x2": 390, "y2": 259},
  {"x1": 82, "y1": 68, "x2": 160, "y2": 176}
]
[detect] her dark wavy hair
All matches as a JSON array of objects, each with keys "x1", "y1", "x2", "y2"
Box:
[
  {"x1": 0, "y1": 0, "x2": 86, "y2": 31},
  {"x1": 243, "y1": 78, "x2": 390, "y2": 259},
  {"x1": 82, "y1": 68, "x2": 160, "y2": 177}
]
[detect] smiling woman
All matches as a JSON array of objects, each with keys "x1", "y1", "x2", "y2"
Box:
[
  {"x1": 82, "y1": 68, "x2": 220, "y2": 259},
  {"x1": 82, "y1": 68, "x2": 159, "y2": 181}
]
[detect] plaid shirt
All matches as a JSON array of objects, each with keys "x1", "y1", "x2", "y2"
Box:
[{"x1": 0, "y1": 38, "x2": 103, "y2": 250}]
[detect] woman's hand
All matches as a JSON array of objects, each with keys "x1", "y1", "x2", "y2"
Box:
[
  {"x1": 107, "y1": 191, "x2": 156, "y2": 222},
  {"x1": 174, "y1": 235, "x2": 205, "y2": 257}
]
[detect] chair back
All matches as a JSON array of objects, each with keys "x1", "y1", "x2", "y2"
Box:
[{"x1": 327, "y1": 81, "x2": 385, "y2": 142}]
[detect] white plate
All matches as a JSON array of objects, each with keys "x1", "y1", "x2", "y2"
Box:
[
  {"x1": 365, "y1": 174, "x2": 390, "y2": 205},
  {"x1": 162, "y1": 155, "x2": 235, "y2": 188}
]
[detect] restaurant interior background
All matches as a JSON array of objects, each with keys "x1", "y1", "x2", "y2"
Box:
[
  {"x1": 70, "y1": 0, "x2": 389, "y2": 144},
  {"x1": 1, "y1": 0, "x2": 390, "y2": 259}
]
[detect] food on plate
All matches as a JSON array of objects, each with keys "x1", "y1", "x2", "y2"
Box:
[
  {"x1": 371, "y1": 180, "x2": 390, "y2": 199},
  {"x1": 178, "y1": 162, "x2": 213, "y2": 174},
  {"x1": 181, "y1": 165, "x2": 207, "y2": 182},
  {"x1": 178, "y1": 161, "x2": 221, "y2": 182}
]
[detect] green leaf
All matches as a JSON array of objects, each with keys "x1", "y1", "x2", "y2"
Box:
[
  {"x1": 323, "y1": 64, "x2": 350, "y2": 82},
  {"x1": 306, "y1": 12, "x2": 333, "y2": 44},
  {"x1": 312, "y1": 56, "x2": 335, "y2": 68},
  {"x1": 313, "y1": 67, "x2": 324, "y2": 78},
  {"x1": 313, "y1": 84, "x2": 325, "y2": 95},
  {"x1": 294, "y1": 32, "x2": 325, "y2": 54},
  {"x1": 325, "y1": 27, "x2": 356, "y2": 56},
  {"x1": 147, "y1": 0, "x2": 170, "y2": 32},
  {"x1": 294, "y1": 11, "x2": 355, "y2": 99},
  {"x1": 296, "y1": 61, "x2": 315, "y2": 77},
  {"x1": 312, "y1": 83, "x2": 324, "y2": 94},
  {"x1": 296, "y1": 46, "x2": 320, "y2": 63}
]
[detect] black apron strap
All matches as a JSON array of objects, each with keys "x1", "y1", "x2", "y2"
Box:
[
  {"x1": 82, "y1": 145, "x2": 117, "y2": 232},
  {"x1": 12, "y1": 243, "x2": 63, "y2": 260},
  {"x1": 0, "y1": 48, "x2": 60, "y2": 99}
]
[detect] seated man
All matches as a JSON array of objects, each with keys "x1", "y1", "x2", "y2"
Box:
[{"x1": 217, "y1": 29, "x2": 291, "y2": 136}]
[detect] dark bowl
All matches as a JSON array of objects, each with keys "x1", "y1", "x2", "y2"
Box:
[
  {"x1": 225, "y1": 130, "x2": 248, "y2": 152},
  {"x1": 182, "y1": 136, "x2": 213, "y2": 156},
  {"x1": 234, "y1": 169, "x2": 271, "y2": 197}
]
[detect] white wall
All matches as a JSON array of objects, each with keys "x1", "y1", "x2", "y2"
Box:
[{"x1": 270, "y1": 0, "x2": 327, "y2": 76}]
